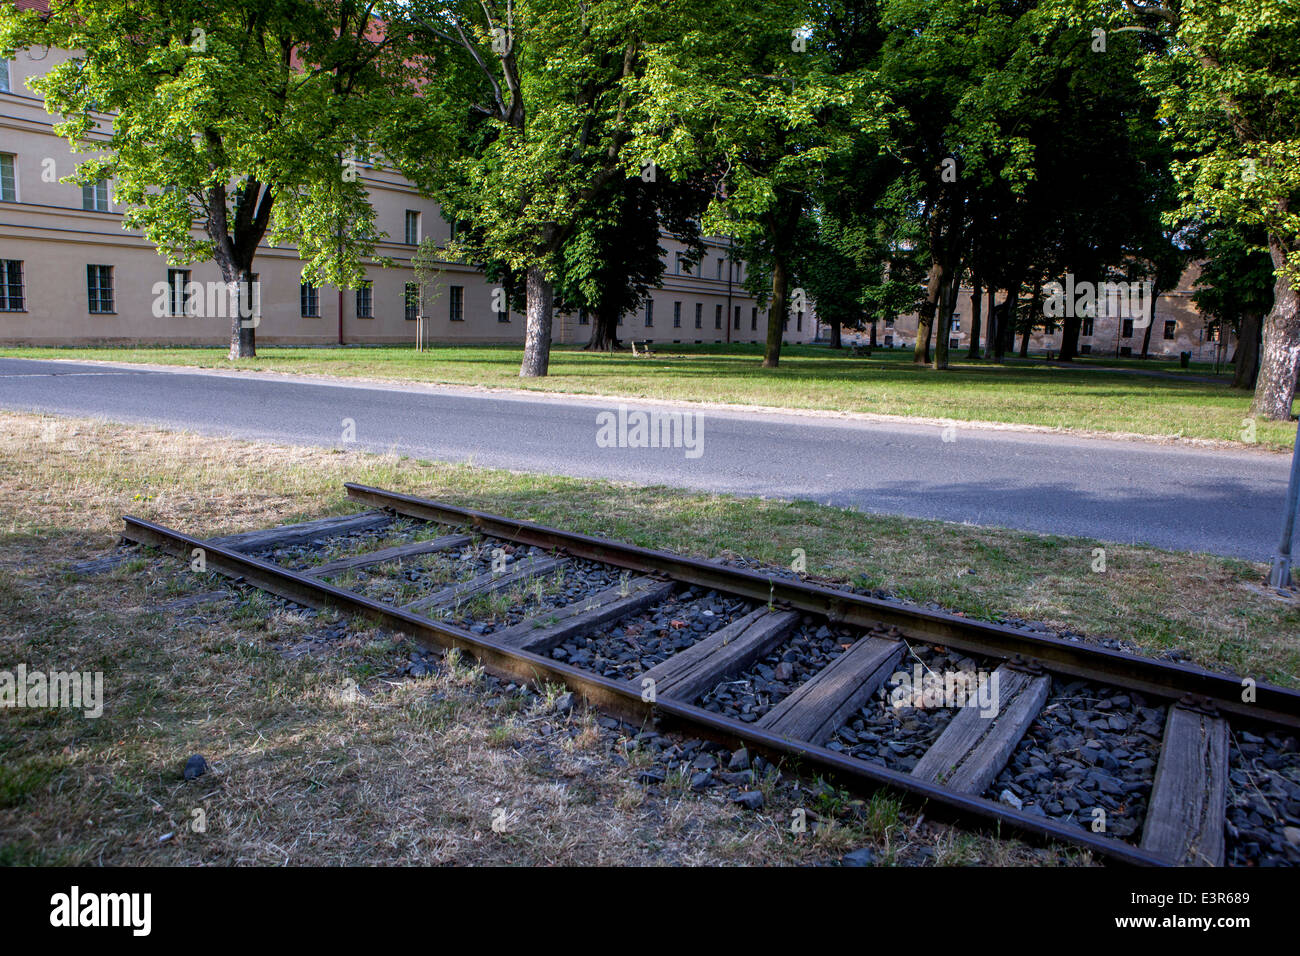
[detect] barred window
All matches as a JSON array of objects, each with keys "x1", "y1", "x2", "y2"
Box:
[
  {"x1": 166, "y1": 269, "x2": 191, "y2": 316},
  {"x1": 644, "y1": 298, "x2": 654, "y2": 327},
  {"x1": 404, "y1": 210, "x2": 420, "y2": 245},
  {"x1": 673, "y1": 302, "x2": 681, "y2": 328},
  {"x1": 0, "y1": 259, "x2": 24, "y2": 311},
  {"x1": 404, "y1": 282, "x2": 419, "y2": 321},
  {"x1": 300, "y1": 282, "x2": 319, "y2": 317},
  {"x1": 86, "y1": 264, "x2": 113, "y2": 313},
  {"x1": 694, "y1": 303, "x2": 702, "y2": 329},
  {"x1": 356, "y1": 283, "x2": 373, "y2": 318},
  {"x1": 449, "y1": 285, "x2": 464, "y2": 322}
]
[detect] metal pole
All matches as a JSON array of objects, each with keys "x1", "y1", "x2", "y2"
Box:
[{"x1": 1270, "y1": 432, "x2": 1300, "y2": 589}]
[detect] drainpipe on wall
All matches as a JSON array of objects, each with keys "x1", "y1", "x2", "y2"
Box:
[
  {"x1": 338, "y1": 289, "x2": 344, "y2": 345},
  {"x1": 725, "y1": 237, "x2": 733, "y2": 345}
]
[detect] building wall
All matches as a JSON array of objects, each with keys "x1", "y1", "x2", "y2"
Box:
[
  {"x1": 866, "y1": 265, "x2": 1233, "y2": 362},
  {"x1": 0, "y1": 47, "x2": 814, "y2": 348}
]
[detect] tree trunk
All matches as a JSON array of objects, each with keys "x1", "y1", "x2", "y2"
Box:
[
  {"x1": 967, "y1": 275, "x2": 983, "y2": 360},
  {"x1": 935, "y1": 274, "x2": 959, "y2": 370},
  {"x1": 1019, "y1": 277, "x2": 1041, "y2": 358},
  {"x1": 1139, "y1": 284, "x2": 1160, "y2": 360},
  {"x1": 992, "y1": 279, "x2": 1021, "y2": 364},
  {"x1": 868, "y1": 320, "x2": 877, "y2": 348},
  {"x1": 828, "y1": 321, "x2": 841, "y2": 349},
  {"x1": 1233, "y1": 310, "x2": 1263, "y2": 390},
  {"x1": 520, "y1": 265, "x2": 554, "y2": 377},
  {"x1": 763, "y1": 257, "x2": 788, "y2": 368},
  {"x1": 1251, "y1": 235, "x2": 1300, "y2": 418},
  {"x1": 986, "y1": 288, "x2": 996, "y2": 356},
  {"x1": 915, "y1": 259, "x2": 943, "y2": 365},
  {"x1": 1058, "y1": 314, "x2": 1082, "y2": 362},
  {"x1": 222, "y1": 263, "x2": 256, "y2": 359},
  {"x1": 584, "y1": 309, "x2": 620, "y2": 351}
]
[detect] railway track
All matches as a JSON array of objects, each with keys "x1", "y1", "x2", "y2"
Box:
[{"x1": 115, "y1": 482, "x2": 1300, "y2": 867}]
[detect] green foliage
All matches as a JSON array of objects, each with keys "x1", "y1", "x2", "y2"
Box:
[
  {"x1": 0, "y1": 0, "x2": 405, "y2": 287},
  {"x1": 1132, "y1": 0, "x2": 1300, "y2": 281}
]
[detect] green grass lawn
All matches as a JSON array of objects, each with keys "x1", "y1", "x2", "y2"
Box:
[{"x1": 4, "y1": 342, "x2": 1295, "y2": 450}]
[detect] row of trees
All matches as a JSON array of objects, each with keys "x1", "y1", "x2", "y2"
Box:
[{"x1": 1, "y1": 0, "x2": 1296, "y2": 418}]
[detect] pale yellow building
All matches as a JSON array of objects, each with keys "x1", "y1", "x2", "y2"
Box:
[{"x1": 1, "y1": 45, "x2": 811, "y2": 349}]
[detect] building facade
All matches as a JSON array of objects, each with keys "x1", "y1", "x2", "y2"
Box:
[
  {"x1": 866, "y1": 267, "x2": 1233, "y2": 362},
  {"x1": 0, "y1": 44, "x2": 812, "y2": 348}
]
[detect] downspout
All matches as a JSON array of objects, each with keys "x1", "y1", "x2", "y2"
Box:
[{"x1": 725, "y1": 237, "x2": 733, "y2": 344}]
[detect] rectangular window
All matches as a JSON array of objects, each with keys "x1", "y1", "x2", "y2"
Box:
[
  {"x1": 0, "y1": 153, "x2": 16, "y2": 201},
  {"x1": 449, "y1": 285, "x2": 464, "y2": 322},
  {"x1": 1080, "y1": 343, "x2": 1092, "y2": 354},
  {"x1": 404, "y1": 210, "x2": 420, "y2": 245},
  {"x1": 884, "y1": 334, "x2": 893, "y2": 347},
  {"x1": 1163, "y1": 319, "x2": 1176, "y2": 340},
  {"x1": 1119, "y1": 345, "x2": 1132, "y2": 357},
  {"x1": 694, "y1": 303, "x2": 702, "y2": 329},
  {"x1": 356, "y1": 283, "x2": 373, "y2": 318},
  {"x1": 0, "y1": 58, "x2": 10, "y2": 93},
  {"x1": 644, "y1": 298, "x2": 654, "y2": 326},
  {"x1": 82, "y1": 179, "x2": 110, "y2": 212},
  {"x1": 1082, "y1": 317, "x2": 1094, "y2": 337},
  {"x1": 885, "y1": 316, "x2": 895, "y2": 329},
  {"x1": 714, "y1": 303, "x2": 722, "y2": 329},
  {"x1": 1121, "y1": 318, "x2": 1134, "y2": 338},
  {"x1": 300, "y1": 282, "x2": 319, "y2": 317},
  {"x1": 578, "y1": 308, "x2": 588, "y2": 325},
  {"x1": 86, "y1": 264, "x2": 113, "y2": 313},
  {"x1": 673, "y1": 302, "x2": 681, "y2": 328},
  {"x1": 734, "y1": 306, "x2": 740, "y2": 330},
  {"x1": 751, "y1": 307, "x2": 757, "y2": 331},
  {"x1": 404, "y1": 282, "x2": 419, "y2": 321},
  {"x1": 717, "y1": 258, "x2": 725, "y2": 280},
  {"x1": 949, "y1": 338, "x2": 960, "y2": 349},
  {"x1": 0, "y1": 259, "x2": 23, "y2": 311},
  {"x1": 951, "y1": 315, "x2": 961, "y2": 332},
  {"x1": 166, "y1": 268, "x2": 191, "y2": 316}
]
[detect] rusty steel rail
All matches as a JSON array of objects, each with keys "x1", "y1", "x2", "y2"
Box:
[
  {"x1": 345, "y1": 482, "x2": 1300, "y2": 732},
  {"x1": 121, "y1": 513, "x2": 1171, "y2": 866}
]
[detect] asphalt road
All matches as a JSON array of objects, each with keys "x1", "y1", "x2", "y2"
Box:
[{"x1": 1, "y1": 356, "x2": 1290, "y2": 560}]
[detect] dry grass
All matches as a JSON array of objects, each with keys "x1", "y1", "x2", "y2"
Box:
[{"x1": 2, "y1": 409, "x2": 1295, "y2": 865}]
